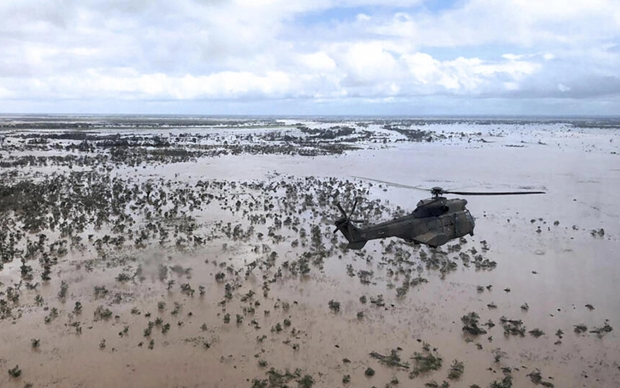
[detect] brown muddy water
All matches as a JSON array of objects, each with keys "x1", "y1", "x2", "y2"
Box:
[{"x1": 1, "y1": 119, "x2": 619, "y2": 388}]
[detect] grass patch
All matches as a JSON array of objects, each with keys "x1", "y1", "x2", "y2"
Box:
[
  {"x1": 369, "y1": 349, "x2": 409, "y2": 369},
  {"x1": 447, "y1": 359, "x2": 464, "y2": 380},
  {"x1": 409, "y1": 349, "x2": 443, "y2": 379}
]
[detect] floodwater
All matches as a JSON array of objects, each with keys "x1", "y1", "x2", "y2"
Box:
[{"x1": 0, "y1": 119, "x2": 619, "y2": 388}]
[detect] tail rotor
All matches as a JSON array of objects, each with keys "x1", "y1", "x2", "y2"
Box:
[
  {"x1": 333, "y1": 198, "x2": 367, "y2": 249},
  {"x1": 333, "y1": 198, "x2": 363, "y2": 233}
]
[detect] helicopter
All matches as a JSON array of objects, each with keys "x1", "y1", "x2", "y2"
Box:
[{"x1": 334, "y1": 185, "x2": 545, "y2": 249}]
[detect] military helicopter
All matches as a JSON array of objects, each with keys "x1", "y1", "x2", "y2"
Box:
[{"x1": 334, "y1": 184, "x2": 545, "y2": 249}]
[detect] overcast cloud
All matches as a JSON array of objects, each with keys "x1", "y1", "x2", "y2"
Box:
[{"x1": 1, "y1": 0, "x2": 619, "y2": 115}]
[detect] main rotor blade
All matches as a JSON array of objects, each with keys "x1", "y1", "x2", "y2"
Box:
[
  {"x1": 352, "y1": 176, "x2": 428, "y2": 191},
  {"x1": 443, "y1": 190, "x2": 545, "y2": 196},
  {"x1": 353, "y1": 176, "x2": 546, "y2": 197},
  {"x1": 350, "y1": 219, "x2": 366, "y2": 224}
]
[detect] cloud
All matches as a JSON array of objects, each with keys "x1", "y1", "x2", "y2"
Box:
[
  {"x1": 0, "y1": 0, "x2": 619, "y2": 114},
  {"x1": 336, "y1": 42, "x2": 400, "y2": 87},
  {"x1": 558, "y1": 83, "x2": 571, "y2": 92},
  {"x1": 29, "y1": 70, "x2": 296, "y2": 100},
  {"x1": 6, "y1": 51, "x2": 539, "y2": 101},
  {"x1": 297, "y1": 52, "x2": 337, "y2": 72}
]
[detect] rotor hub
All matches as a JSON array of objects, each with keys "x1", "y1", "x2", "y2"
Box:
[{"x1": 431, "y1": 187, "x2": 444, "y2": 198}]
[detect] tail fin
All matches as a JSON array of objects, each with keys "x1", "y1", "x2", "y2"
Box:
[
  {"x1": 334, "y1": 218, "x2": 366, "y2": 249},
  {"x1": 333, "y1": 200, "x2": 367, "y2": 250}
]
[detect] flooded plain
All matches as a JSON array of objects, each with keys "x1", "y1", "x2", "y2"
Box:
[{"x1": 0, "y1": 116, "x2": 619, "y2": 388}]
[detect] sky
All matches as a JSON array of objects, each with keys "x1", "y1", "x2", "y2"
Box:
[{"x1": 1, "y1": 0, "x2": 620, "y2": 116}]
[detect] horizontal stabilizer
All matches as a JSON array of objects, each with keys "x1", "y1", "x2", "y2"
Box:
[{"x1": 347, "y1": 241, "x2": 367, "y2": 250}]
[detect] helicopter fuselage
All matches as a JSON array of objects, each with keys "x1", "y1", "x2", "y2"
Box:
[
  {"x1": 336, "y1": 197, "x2": 475, "y2": 249},
  {"x1": 335, "y1": 182, "x2": 543, "y2": 249}
]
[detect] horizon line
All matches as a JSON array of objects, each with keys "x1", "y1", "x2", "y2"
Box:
[{"x1": 2, "y1": 113, "x2": 620, "y2": 120}]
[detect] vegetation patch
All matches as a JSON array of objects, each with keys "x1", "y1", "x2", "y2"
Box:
[
  {"x1": 461, "y1": 312, "x2": 487, "y2": 335},
  {"x1": 409, "y1": 349, "x2": 443, "y2": 379},
  {"x1": 369, "y1": 349, "x2": 409, "y2": 369}
]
